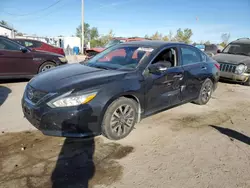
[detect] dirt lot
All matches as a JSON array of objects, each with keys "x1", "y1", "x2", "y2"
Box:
[{"x1": 0, "y1": 81, "x2": 250, "y2": 188}]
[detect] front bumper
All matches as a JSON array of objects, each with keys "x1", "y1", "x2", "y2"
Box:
[
  {"x1": 220, "y1": 71, "x2": 250, "y2": 83},
  {"x1": 22, "y1": 98, "x2": 102, "y2": 138}
]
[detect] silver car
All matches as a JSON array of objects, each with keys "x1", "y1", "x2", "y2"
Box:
[{"x1": 213, "y1": 38, "x2": 250, "y2": 86}]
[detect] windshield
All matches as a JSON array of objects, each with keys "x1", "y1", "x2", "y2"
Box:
[
  {"x1": 222, "y1": 43, "x2": 250, "y2": 56},
  {"x1": 85, "y1": 45, "x2": 155, "y2": 70},
  {"x1": 104, "y1": 39, "x2": 124, "y2": 48}
]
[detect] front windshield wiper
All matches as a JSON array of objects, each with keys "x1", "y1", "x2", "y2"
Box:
[
  {"x1": 224, "y1": 52, "x2": 235, "y2": 54},
  {"x1": 88, "y1": 65, "x2": 111, "y2": 70},
  {"x1": 95, "y1": 66, "x2": 110, "y2": 70}
]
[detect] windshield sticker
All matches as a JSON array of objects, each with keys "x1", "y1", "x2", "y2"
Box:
[{"x1": 137, "y1": 47, "x2": 154, "y2": 52}]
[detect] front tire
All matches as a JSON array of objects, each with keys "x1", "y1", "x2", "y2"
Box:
[
  {"x1": 38, "y1": 61, "x2": 56, "y2": 73},
  {"x1": 193, "y1": 78, "x2": 213, "y2": 105},
  {"x1": 102, "y1": 97, "x2": 138, "y2": 140}
]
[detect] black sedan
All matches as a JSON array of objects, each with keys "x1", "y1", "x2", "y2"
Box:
[{"x1": 22, "y1": 41, "x2": 220, "y2": 140}]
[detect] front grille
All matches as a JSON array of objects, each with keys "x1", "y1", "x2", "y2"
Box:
[
  {"x1": 26, "y1": 85, "x2": 48, "y2": 104},
  {"x1": 219, "y1": 63, "x2": 236, "y2": 73}
]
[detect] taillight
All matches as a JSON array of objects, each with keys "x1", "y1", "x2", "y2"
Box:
[{"x1": 214, "y1": 62, "x2": 220, "y2": 70}]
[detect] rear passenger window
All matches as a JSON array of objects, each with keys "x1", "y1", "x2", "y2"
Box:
[
  {"x1": 25, "y1": 41, "x2": 34, "y2": 47},
  {"x1": 24, "y1": 40, "x2": 42, "y2": 48},
  {"x1": 201, "y1": 52, "x2": 207, "y2": 62},
  {"x1": 181, "y1": 47, "x2": 201, "y2": 65}
]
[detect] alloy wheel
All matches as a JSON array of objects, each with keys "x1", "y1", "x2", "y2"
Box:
[
  {"x1": 110, "y1": 104, "x2": 135, "y2": 137},
  {"x1": 41, "y1": 64, "x2": 55, "y2": 72},
  {"x1": 201, "y1": 81, "x2": 212, "y2": 102}
]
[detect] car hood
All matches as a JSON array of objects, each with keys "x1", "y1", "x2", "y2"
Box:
[
  {"x1": 213, "y1": 53, "x2": 250, "y2": 66},
  {"x1": 29, "y1": 63, "x2": 127, "y2": 92},
  {"x1": 31, "y1": 49, "x2": 64, "y2": 57}
]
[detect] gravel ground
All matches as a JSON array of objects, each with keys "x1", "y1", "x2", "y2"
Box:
[{"x1": 0, "y1": 81, "x2": 250, "y2": 188}]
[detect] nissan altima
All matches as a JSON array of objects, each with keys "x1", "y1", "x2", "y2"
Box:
[{"x1": 22, "y1": 41, "x2": 220, "y2": 140}]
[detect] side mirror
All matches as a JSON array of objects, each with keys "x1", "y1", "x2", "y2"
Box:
[
  {"x1": 148, "y1": 62, "x2": 168, "y2": 75},
  {"x1": 217, "y1": 49, "x2": 221, "y2": 53},
  {"x1": 20, "y1": 47, "x2": 28, "y2": 53}
]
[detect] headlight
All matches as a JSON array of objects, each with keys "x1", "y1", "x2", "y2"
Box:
[
  {"x1": 235, "y1": 64, "x2": 247, "y2": 74},
  {"x1": 47, "y1": 91, "x2": 97, "y2": 108},
  {"x1": 58, "y1": 57, "x2": 67, "y2": 63}
]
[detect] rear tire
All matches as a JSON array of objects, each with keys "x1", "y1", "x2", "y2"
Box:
[
  {"x1": 102, "y1": 97, "x2": 138, "y2": 140},
  {"x1": 38, "y1": 61, "x2": 56, "y2": 73},
  {"x1": 193, "y1": 78, "x2": 213, "y2": 105}
]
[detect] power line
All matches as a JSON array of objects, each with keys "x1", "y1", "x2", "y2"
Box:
[{"x1": 3, "y1": 0, "x2": 63, "y2": 16}]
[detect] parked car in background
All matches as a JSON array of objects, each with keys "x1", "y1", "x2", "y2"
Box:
[
  {"x1": 85, "y1": 37, "x2": 150, "y2": 59},
  {"x1": 13, "y1": 38, "x2": 65, "y2": 56},
  {"x1": 204, "y1": 44, "x2": 223, "y2": 57},
  {"x1": 195, "y1": 44, "x2": 205, "y2": 51},
  {"x1": 213, "y1": 38, "x2": 250, "y2": 85},
  {"x1": 22, "y1": 41, "x2": 220, "y2": 140},
  {"x1": 0, "y1": 36, "x2": 68, "y2": 79}
]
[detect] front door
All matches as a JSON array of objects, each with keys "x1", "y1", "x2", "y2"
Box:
[
  {"x1": 0, "y1": 37, "x2": 35, "y2": 77},
  {"x1": 144, "y1": 47, "x2": 184, "y2": 115}
]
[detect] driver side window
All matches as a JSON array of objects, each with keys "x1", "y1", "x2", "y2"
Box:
[
  {"x1": 0, "y1": 38, "x2": 20, "y2": 51},
  {"x1": 152, "y1": 47, "x2": 178, "y2": 68}
]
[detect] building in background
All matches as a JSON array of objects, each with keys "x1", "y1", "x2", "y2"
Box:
[
  {"x1": 15, "y1": 35, "x2": 81, "y2": 55},
  {"x1": 0, "y1": 24, "x2": 16, "y2": 38}
]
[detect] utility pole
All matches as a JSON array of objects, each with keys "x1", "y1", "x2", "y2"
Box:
[{"x1": 81, "y1": 0, "x2": 84, "y2": 54}]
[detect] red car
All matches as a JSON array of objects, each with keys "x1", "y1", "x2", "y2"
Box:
[
  {"x1": 0, "y1": 36, "x2": 68, "y2": 79},
  {"x1": 13, "y1": 38, "x2": 65, "y2": 56},
  {"x1": 85, "y1": 37, "x2": 150, "y2": 58}
]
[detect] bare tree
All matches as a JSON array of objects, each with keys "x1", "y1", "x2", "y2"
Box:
[{"x1": 221, "y1": 33, "x2": 230, "y2": 46}]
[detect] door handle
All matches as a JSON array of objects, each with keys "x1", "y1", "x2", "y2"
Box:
[
  {"x1": 201, "y1": 66, "x2": 207, "y2": 70},
  {"x1": 173, "y1": 74, "x2": 183, "y2": 78},
  {"x1": 159, "y1": 67, "x2": 167, "y2": 71}
]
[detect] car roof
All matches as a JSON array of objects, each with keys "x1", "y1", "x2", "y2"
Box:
[
  {"x1": 120, "y1": 40, "x2": 185, "y2": 47},
  {"x1": 231, "y1": 38, "x2": 250, "y2": 44},
  {"x1": 13, "y1": 38, "x2": 42, "y2": 42}
]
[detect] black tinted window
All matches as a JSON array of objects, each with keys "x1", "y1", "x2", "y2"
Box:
[
  {"x1": 223, "y1": 43, "x2": 250, "y2": 56},
  {"x1": 205, "y1": 45, "x2": 217, "y2": 51},
  {"x1": 15, "y1": 40, "x2": 24, "y2": 45},
  {"x1": 181, "y1": 47, "x2": 201, "y2": 65},
  {"x1": 0, "y1": 38, "x2": 20, "y2": 51}
]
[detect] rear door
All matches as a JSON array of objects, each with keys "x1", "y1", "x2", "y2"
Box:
[
  {"x1": 179, "y1": 44, "x2": 208, "y2": 101},
  {"x1": 0, "y1": 37, "x2": 35, "y2": 76}
]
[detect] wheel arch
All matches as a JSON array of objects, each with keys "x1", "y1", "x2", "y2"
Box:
[
  {"x1": 37, "y1": 60, "x2": 57, "y2": 73},
  {"x1": 99, "y1": 93, "x2": 143, "y2": 126}
]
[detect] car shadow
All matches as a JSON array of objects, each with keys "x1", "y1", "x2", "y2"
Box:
[
  {"x1": 0, "y1": 86, "x2": 11, "y2": 106},
  {"x1": 51, "y1": 137, "x2": 95, "y2": 188},
  {"x1": 219, "y1": 79, "x2": 245, "y2": 86},
  {"x1": 0, "y1": 78, "x2": 29, "y2": 84},
  {"x1": 210, "y1": 125, "x2": 250, "y2": 146},
  {"x1": 51, "y1": 105, "x2": 97, "y2": 188},
  {"x1": 50, "y1": 104, "x2": 135, "y2": 188}
]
